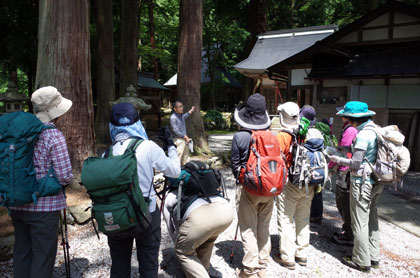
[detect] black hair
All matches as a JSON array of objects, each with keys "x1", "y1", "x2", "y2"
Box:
[
  {"x1": 172, "y1": 100, "x2": 182, "y2": 111},
  {"x1": 347, "y1": 116, "x2": 371, "y2": 125}
]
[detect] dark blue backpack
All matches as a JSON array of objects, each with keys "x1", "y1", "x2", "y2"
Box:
[
  {"x1": 0, "y1": 112, "x2": 62, "y2": 207},
  {"x1": 302, "y1": 138, "x2": 328, "y2": 188}
]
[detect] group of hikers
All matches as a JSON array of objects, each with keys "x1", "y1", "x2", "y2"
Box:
[{"x1": 0, "y1": 86, "x2": 410, "y2": 278}]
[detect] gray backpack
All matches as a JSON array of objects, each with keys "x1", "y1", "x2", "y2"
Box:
[{"x1": 363, "y1": 124, "x2": 410, "y2": 188}]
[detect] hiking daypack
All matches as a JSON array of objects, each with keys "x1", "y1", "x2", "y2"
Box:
[
  {"x1": 81, "y1": 138, "x2": 152, "y2": 234},
  {"x1": 315, "y1": 121, "x2": 338, "y2": 147},
  {"x1": 289, "y1": 127, "x2": 328, "y2": 193},
  {"x1": 239, "y1": 130, "x2": 287, "y2": 196},
  {"x1": 361, "y1": 124, "x2": 410, "y2": 188},
  {"x1": 167, "y1": 160, "x2": 226, "y2": 220},
  {"x1": 0, "y1": 111, "x2": 62, "y2": 207}
]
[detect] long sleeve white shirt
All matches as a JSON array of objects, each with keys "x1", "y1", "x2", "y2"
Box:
[{"x1": 111, "y1": 133, "x2": 181, "y2": 212}]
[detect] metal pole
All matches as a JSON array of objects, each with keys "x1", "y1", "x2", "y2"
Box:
[{"x1": 229, "y1": 223, "x2": 240, "y2": 264}]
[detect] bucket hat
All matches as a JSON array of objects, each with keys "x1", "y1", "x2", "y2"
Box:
[
  {"x1": 234, "y1": 93, "x2": 270, "y2": 130},
  {"x1": 31, "y1": 86, "x2": 72, "y2": 122},
  {"x1": 299, "y1": 105, "x2": 316, "y2": 126},
  {"x1": 111, "y1": 102, "x2": 140, "y2": 126},
  {"x1": 276, "y1": 102, "x2": 300, "y2": 130},
  {"x1": 336, "y1": 101, "x2": 376, "y2": 118}
]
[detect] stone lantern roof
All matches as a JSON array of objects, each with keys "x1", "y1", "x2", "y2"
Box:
[
  {"x1": 0, "y1": 81, "x2": 29, "y2": 102},
  {"x1": 110, "y1": 84, "x2": 151, "y2": 111}
]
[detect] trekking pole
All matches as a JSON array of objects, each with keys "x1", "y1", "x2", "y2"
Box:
[
  {"x1": 60, "y1": 208, "x2": 71, "y2": 278},
  {"x1": 62, "y1": 187, "x2": 71, "y2": 278},
  {"x1": 229, "y1": 223, "x2": 240, "y2": 264}
]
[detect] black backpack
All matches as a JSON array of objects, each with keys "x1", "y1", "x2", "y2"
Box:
[{"x1": 167, "y1": 160, "x2": 227, "y2": 220}]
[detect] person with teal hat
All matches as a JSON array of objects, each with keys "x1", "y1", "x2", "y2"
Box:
[{"x1": 328, "y1": 101, "x2": 381, "y2": 273}]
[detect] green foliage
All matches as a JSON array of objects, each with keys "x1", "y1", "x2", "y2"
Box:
[
  {"x1": 138, "y1": 0, "x2": 179, "y2": 82},
  {"x1": 0, "y1": 1, "x2": 37, "y2": 85},
  {"x1": 203, "y1": 110, "x2": 228, "y2": 130}
]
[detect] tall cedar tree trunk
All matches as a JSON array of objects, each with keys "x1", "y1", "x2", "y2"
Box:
[
  {"x1": 177, "y1": 0, "x2": 209, "y2": 153},
  {"x1": 120, "y1": 0, "x2": 140, "y2": 96},
  {"x1": 95, "y1": 0, "x2": 116, "y2": 145},
  {"x1": 148, "y1": 0, "x2": 159, "y2": 80},
  {"x1": 242, "y1": 0, "x2": 267, "y2": 100},
  {"x1": 36, "y1": 0, "x2": 95, "y2": 185}
]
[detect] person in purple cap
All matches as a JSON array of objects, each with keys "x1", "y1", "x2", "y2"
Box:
[
  {"x1": 328, "y1": 101, "x2": 379, "y2": 273},
  {"x1": 298, "y1": 105, "x2": 324, "y2": 225},
  {"x1": 106, "y1": 102, "x2": 181, "y2": 278}
]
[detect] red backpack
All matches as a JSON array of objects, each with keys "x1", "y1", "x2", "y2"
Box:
[{"x1": 239, "y1": 130, "x2": 288, "y2": 196}]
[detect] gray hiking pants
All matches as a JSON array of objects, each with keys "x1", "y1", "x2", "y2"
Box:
[
  {"x1": 350, "y1": 179, "x2": 384, "y2": 267},
  {"x1": 335, "y1": 170, "x2": 352, "y2": 238},
  {"x1": 11, "y1": 210, "x2": 60, "y2": 278}
]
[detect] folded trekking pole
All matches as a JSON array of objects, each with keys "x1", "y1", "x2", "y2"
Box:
[
  {"x1": 61, "y1": 188, "x2": 71, "y2": 278},
  {"x1": 60, "y1": 208, "x2": 71, "y2": 278},
  {"x1": 229, "y1": 223, "x2": 240, "y2": 264}
]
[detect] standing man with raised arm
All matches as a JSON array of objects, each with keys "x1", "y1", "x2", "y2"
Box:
[{"x1": 170, "y1": 100, "x2": 195, "y2": 165}]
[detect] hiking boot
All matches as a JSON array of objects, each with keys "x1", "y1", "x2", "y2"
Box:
[
  {"x1": 342, "y1": 256, "x2": 370, "y2": 273},
  {"x1": 371, "y1": 260, "x2": 379, "y2": 269},
  {"x1": 295, "y1": 257, "x2": 307, "y2": 267},
  {"x1": 236, "y1": 268, "x2": 258, "y2": 278},
  {"x1": 274, "y1": 254, "x2": 295, "y2": 270},
  {"x1": 332, "y1": 234, "x2": 354, "y2": 246},
  {"x1": 257, "y1": 268, "x2": 267, "y2": 278}
]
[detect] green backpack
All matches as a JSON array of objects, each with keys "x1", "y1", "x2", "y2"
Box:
[
  {"x1": 81, "y1": 138, "x2": 151, "y2": 234},
  {"x1": 0, "y1": 112, "x2": 62, "y2": 207},
  {"x1": 315, "y1": 121, "x2": 338, "y2": 147}
]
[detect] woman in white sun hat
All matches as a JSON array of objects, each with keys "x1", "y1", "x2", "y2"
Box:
[{"x1": 9, "y1": 86, "x2": 73, "y2": 278}]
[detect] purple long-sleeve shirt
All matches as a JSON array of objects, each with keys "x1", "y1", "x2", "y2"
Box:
[{"x1": 329, "y1": 122, "x2": 358, "y2": 172}]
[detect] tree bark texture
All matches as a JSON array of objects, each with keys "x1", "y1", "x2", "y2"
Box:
[
  {"x1": 120, "y1": 0, "x2": 140, "y2": 97},
  {"x1": 148, "y1": 0, "x2": 159, "y2": 80},
  {"x1": 177, "y1": 0, "x2": 209, "y2": 153},
  {"x1": 95, "y1": 0, "x2": 116, "y2": 145},
  {"x1": 35, "y1": 0, "x2": 95, "y2": 182},
  {"x1": 242, "y1": 0, "x2": 267, "y2": 100}
]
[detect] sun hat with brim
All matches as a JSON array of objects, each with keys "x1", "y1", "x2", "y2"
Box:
[
  {"x1": 32, "y1": 86, "x2": 72, "y2": 122},
  {"x1": 277, "y1": 102, "x2": 300, "y2": 130},
  {"x1": 336, "y1": 101, "x2": 376, "y2": 118},
  {"x1": 234, "y1": 93, "x2": 270, "y2": 130}
]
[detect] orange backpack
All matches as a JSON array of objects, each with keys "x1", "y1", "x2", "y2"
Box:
[{"x1": 239, "y1": 130, "x2": 288, "y2": 196}]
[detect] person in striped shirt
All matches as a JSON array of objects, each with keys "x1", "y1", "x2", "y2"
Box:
[{"x1": 10, "y1": 86, "x2": 73, "y2": 278}]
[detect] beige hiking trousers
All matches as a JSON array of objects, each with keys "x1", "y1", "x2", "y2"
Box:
[
  {"x1": 175, "y1": 201, "x2": 233, "y2": 278},
  {"x1": 277, "y1": 181, "x2": 315, "y2": 263},
  {"x1": 174, "y1": 138, "x2": 190, "y2": 165},
  {"x1": 236, "y1": 186, "x2": 274, "y2": 275}
]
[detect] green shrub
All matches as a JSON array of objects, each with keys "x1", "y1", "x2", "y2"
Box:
[{"x1": 203, "y1": 110, "x2": 228, "y2": 130}]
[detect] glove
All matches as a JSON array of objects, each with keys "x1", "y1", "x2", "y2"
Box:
[{"x1": 161, "y1": 126, "x2": 175, "y2": 151}]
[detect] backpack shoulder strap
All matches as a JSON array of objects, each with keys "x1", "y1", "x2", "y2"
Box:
[{"x1": 127, "y1": 137, "x2": 144, "y2": 152}]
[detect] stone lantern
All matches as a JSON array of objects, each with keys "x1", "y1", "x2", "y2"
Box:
[
  {"x1": 0, "y1": 81, "x2": 29, "y2": 114},
  {"x1": 110, "y1": 85, "x2": 151, "y2": 127}
]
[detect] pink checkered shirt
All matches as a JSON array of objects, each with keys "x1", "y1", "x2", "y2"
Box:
[{"x1": 10, "y1": 123, "x2": 73, "y2": 212}]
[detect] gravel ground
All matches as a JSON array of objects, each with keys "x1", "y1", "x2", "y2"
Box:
[{"x1": 1, "y1": 167, "x2": 420, "y2": 277}]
